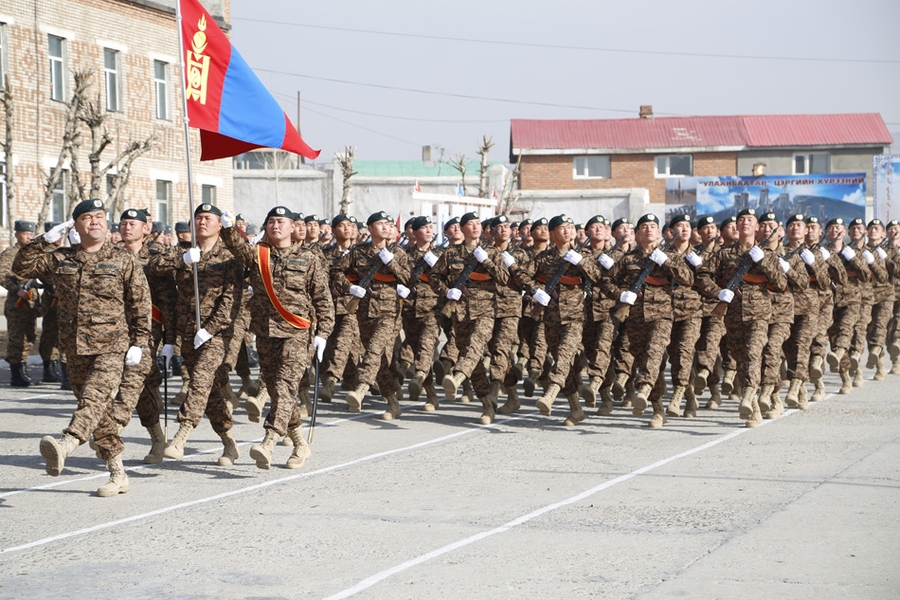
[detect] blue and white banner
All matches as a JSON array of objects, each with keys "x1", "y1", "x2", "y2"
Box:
[{"x1": 873, "y1": 155, "x2": 900, "y2": 222}]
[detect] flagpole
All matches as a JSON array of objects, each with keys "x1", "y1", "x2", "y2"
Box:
[{"x1": 175, "y1": 0, "x2": 203, "y2": 333}]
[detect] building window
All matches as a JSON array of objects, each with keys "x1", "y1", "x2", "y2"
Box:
[
  {"x1": 103, "y1": 48, "x2": 121, "y2": 112},
  {"x1": 156, "y1": 180, "x2": 171, "y2": 224},
  {"x1": 573, "y1": 156, "x2": 611, "y2": 179},
  {"x1": 153, "y1": 60, "x2": 168, "y2": 120},
  {"x1": 655, "y1": 155, "x2": 693, "y2": 178},
  {"x1": 201, "y1": 184, "x2": 216, "y2": 204},
  {"x1": 48, "y1": 35, "x2": 66, "y2": 101},
  {"x1": 50, "y1": 169, "x2": 67, "y2": 222},
  {"x1": 0, "y1": 23, "x2": 7, "y2": 92},
  {"x1": 0, "y1": 157, "x2": 7, "y2": 229},
  {"x1": 793, "y1": 153, "x2": 829, "y2": 175}
]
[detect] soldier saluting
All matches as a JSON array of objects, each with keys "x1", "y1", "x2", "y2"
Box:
[
  {"x1": 1, "y1": 220, "x2": 40, "y2": 387},
  {"x1": 14, "y1": 199, "x2": 151, "y2": 497}
]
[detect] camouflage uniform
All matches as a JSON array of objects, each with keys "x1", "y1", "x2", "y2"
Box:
[
  {"x1": 580, "y1": 247, "x2": 620, "y2": 385},
  {"x1": 13, "y1": 238, "x2": 151, "y2": 460},
  {"x1": 760, "y1": 253, "x2": 804, "y2": 387},
  {"x1": 401, "y1": 242, "x2": 442, "y2": 384},
  {"x1": 827, "y1": 245, "x2": 870, "y2": 359},
  {"x1": 39, "y1": 280, "x2": 60, "y2": 363},
  {"x1": 668, "y1": 251, "x2": 703, "y2": 390},
  {"x1": 494, "y1": 245, "x2": 529, "y2": 390},
  {"x1": 809, "y1": 243, "x2": 843, "y2": 366},
  {"x1": 691, "y1": 243, "x2": 727, "y2": 392},
  {"x1": 1, "y1": 243, "x2": 39, "y2": 364},
  {"x1": 322, "y1": 243, "x2": 362, "y2": 388},
  {"x1": 865, "y1": 242, "x2": 893, "y2": 355},
  {"x1": 783, "y1": 244, "x2": 828, "y2": 382}
]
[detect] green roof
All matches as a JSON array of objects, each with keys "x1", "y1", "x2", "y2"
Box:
[{"x1": 353, "y1": 160, "x2": 504, "y2": 177}]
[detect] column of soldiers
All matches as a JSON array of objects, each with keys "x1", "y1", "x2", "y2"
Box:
[{"x1": 7, "y1": 197, "x2": 900, "y2": 498}]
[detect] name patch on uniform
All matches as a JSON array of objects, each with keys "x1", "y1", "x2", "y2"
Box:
[
  {"x1": 286, "y1": 258, "x2": 309, "y2": 268},
  {"x1": 95, "y1": 263, "x2": 120, "y2": 272}
]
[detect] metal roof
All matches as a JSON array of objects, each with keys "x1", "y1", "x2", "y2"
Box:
[{"x1": 510, "y1": 113, "x2": 892, "y2": 155}]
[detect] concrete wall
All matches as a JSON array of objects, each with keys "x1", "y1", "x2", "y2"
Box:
[
  {"x1": 736, "y1": 146, "x2": 887, "y2": 182},
  {"x1": 516, "y1": 188, "x2": 651, "y2": 225}
]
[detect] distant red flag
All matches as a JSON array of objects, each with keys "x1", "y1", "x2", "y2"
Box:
[
  {"x1": 179, "y1": 0, "x2": 319, "y2": 161},
  {"x1": 415, "y1": 179, "x2": 422, "y2": 193}
]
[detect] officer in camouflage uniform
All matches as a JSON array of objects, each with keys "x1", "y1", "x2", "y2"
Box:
[
  {"x1": 863, "y1": 219, "x2": 893, "y2": 380},
  {"x1": 151, "y1": 203, "x2": 244, "y2": 466},
  {"x1": 1, "y1": 220, "x2": 39, "y2": 387},
  {"x1": 846, "y1": 217, "x2": 880, "y2": 387},
  {"x1": 519, "y1": 217, "x2": 551, "y2": 397},
  {"x1": 805, "y1": 216, "x2": 843, "y2": 401},
  {"x1": 433, "y1": 217, "x2": 463, "y2": 383},
  {"x1": 14, "y1": 199, "x2": 151, "y2": 497},
  {"x1": 691, "y1": 216, "x2": 726, "y2": 409},
  {"x1": 222, "y1": 206, "x2": 334, "y2": 469}
]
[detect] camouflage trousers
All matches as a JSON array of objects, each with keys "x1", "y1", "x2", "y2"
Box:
[
  {"x1": 725, "y1": 314, "x2": 769, "y2": 390},
  {"x1": 785, "y1": 312, "x2": 816, "y2": 381},
  {"x1": 888, "y1": 299, "x2": 900, "y2": 350},
  {"x1": 178, "y1": 334, "x2": 233, "y2": 434},
  {"x1": 626, "y1": 314, "x2": 672, "y2": 390},
  {"x1": 866, "y1": 299, "x2": 893, "y2": 349},
  {"x1": 438, "y1": 313, "x2": 458, "y2": 366},
  {"x1": 258, "y1": 333, "x2": 310, "y2": 436},
  {"x1": 402, "y1": 310, "x2": 441, "y2": 376},
  {"x1": 828, "y1": 301, "x2": 860, "y2": 352},
  {"x1": 111, "y1": 342, "x2": 161, "y2": 429},
  {"x1": 694, "y1": 314, "x2": 726, "y2": 383},
  {"x1": 761, "y1": 321, "x2": 791, "y2": 386},
  {"x1": 581, "y1": 316, "x2": 618, "y2": 382},
  {"x1": 39, "y1": 307, "x2": 59, "y2": 362},
  {"x1": 323, "y1": 313, "x2": 361, "y2": 387},
  {"x1": 357, "y1": 312, "x2": 402, "y2": 397},
  {"x1": 489, "y1": 316, "x2": 519, "y2": 389},
  {"x1": 544, "y1": 316, "x2": 585, "y2": 396},
  {"x1": 668, "y1": 317, "x2": 702, "y2": 388},
  {"x1": 4, "y1": 306, "x2": 36, "y2": 364},
  {"x1": 518, "y1": 314, "x2": 547, "y2": 375},
  {"x1": 810, "y1": 292, "x2": 834, "y2": 360},
  {"x1": 452, "y1": 313, "x2": 494, "y2": 381},
  {"x1": 609, "y1": 325, "x2": 634, "y2": 382},
  {"x1": 223, "y1": 302, "x2": 251, "y2": 376},
  {"x1": 65, "y1": 352, "x2": 126, "y2": 461}
]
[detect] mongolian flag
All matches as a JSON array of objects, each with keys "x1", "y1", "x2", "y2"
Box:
[{"x1": 179, "y1": 0, "x2": 320, "y2": 161}]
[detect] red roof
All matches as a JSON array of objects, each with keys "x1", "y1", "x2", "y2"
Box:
[{"x1": 511, "y1": 113, "x2": 892, "y2": 153}]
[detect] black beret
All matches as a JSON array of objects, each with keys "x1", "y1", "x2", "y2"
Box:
[
  {"x1": 109, "y1": 223, "x2": 120, "y2": 233},
  {"x1": 194, "y1": 203, "x2": 222, "y2": 217},
  {"x1": 319, "y1": 219, "x2": 327, "y2": 226},
  {"x1": 848, "y1": 218, "x2": 865, "y2": 227},
  {"x1": 304, "y1": 213, "x2": 319, "y2": 223},
  {"x1": 459, "y1": 211, "x2": 480, "y2": 227},
  {"x1": 367, "y1": 211, "x2": 391, "y2": 226},
  {"x1": 786, "y1": 213, "x2": 806, "y2": 225},
  {"x1": 696, "y1": 215, "x2": 716, "y2": 228},
  {"x1": 266, "y1": 206, "x2": 294, "y2": 222},
  {"x1": 668, "y1": 213, "x2": 692, "y2": 229},
  {"x1": 151, "y1": 221, "x2": 165, "y2": 233},
  {"x1": 349, "y1": 216, "x2": 359, "y2": 224},
  {"x1": 493, "y1": 214, "x2": 510, "y2": 226},
  {"x1": 404, "y1": 217, "x2": 416, "y2": 230},
  {"x1": 411, "y1": 216, "x2": 433, "y2": 231},
  {"x1": 737, "y1": 208, "x2": 758, "y2": 220},
  {"x1": 548, "y1": 214, "x2": 569, "y2": 231},
  {"x1": 14, "y1": 220, "x2": 36, "y2": 233},
  {"x1": 611, "y1": 217, "x2": 630, "y2": 230},
  {"x1": 164, "y1": 225, "x2": 173, "y2": 235},
  {"x1": 758, "y1": 212, "x2": 778, "y2": 224},
  {"x1": 805, "y1": 216, "x2": 821, "y2": 225},
  {"x1": 120, "y1": 208, "x2": 147, "y2": 223},
  {"x1": 72, "y1": 198, "x2": 105, "y2": 219},
  {"x1": 43, "y1": 221, "x2": 60, "y2": 233},
  {"x1": 868, "y1": 218, "x2": 884, "y2": 228},
  {"x1": 585, "y1": 215, "x2": 604, "y2": 228},
  {"x1": 481, "y1": 218, "x2": 492, "y2": 229},
  {"x1": 519, "y1": 219, "x2": 533, "y2": 227},
  {"x1": 293, "y1": 211, "x2": 305, "y2": 221},
  {"x1": 175, "y1": 221, "x2": 190, "y2": 233},
  {"x1": 888, "y1": 220, "x2": 900, "y2": 228},
  {"x1": 636, "y1": 213, "x2": 659, "y2": 227},
  {"x1": 826, "y1": 217, "x2": 844, "y2": 228},
  {"x1": 720, "y1": 216, "x2": 737, "y2": 228},
  {"x1": 532, "y1": 217, "x2": 549, "y2": 228},
  {"x1": 234, "y1": 213, "x2": 245, "y2": 222},
  {"x1": 331, "y1": 214, "x2": 351, "y2": 228}
]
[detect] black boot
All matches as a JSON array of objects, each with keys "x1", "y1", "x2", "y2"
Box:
[
  {"x1": 60, "y1": 362, "x2": 72, "y2": 391},
  {"x1": 43, "y1": 360, "x2": 61, "y2": 383},
  {"x1": 10, "y1": 363, "x2": 33, "y2": 387}
]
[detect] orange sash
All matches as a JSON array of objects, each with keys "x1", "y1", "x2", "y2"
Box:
[
  {"x1": 373, "y1": 272, "x2": 396, "y2": 283},
  {"x1": 469, "y1": 272, "x2": 491, "y2": 281},
  {"x1": 644, "y1": 276, "x2": 669, "y2": 287},
  {"x1": 743, "y1": 273, "x2": 768, "y2": 284},
  {"x1": 151, "y1": 304, "x2": 163, "y2": 324},
  {"x1": 257, "y1": 244, "x2": 311, "y2": 329}
]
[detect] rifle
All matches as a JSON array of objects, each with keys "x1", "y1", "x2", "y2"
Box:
[
  {"x1": 711, "y1": 228, "x2": 780, "y2": 318},
  {"x1": 408, "y1": 234, "x2": 440, "y2": 294},
  {"x1": 611, "y1": 241, "x2": 675, "y2": 323},
  {"x1": 531, "y1": 233, "x2": 594, "y2": 320},
  {"x1": 15, "y1": 279, "x2": 37, "y2": 309},
  {"x1": 440, "y1": 230, "x2": 498, "y2": 318},
  {"x1": 347, "y1": 234, "x2": 407, "y2": 314}
]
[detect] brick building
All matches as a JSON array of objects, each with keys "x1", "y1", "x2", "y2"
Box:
[{"x1": 0, "y1": 0, "x2": 233, "y2": 245}]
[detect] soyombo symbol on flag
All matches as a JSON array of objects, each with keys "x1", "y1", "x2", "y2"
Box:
[{"x1": 179, "y1": 0, "x2": 320, "y2": 161}]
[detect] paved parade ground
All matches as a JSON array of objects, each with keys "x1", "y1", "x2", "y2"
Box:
[{"x1": 0, "y1": 365, "x2": 898, "y2": 599}]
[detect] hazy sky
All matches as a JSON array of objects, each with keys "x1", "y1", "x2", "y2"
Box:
[{"x1": 229, "y1": 0, "x2": 900, "y2": 164}]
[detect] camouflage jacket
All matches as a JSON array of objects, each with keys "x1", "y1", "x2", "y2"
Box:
[
  {"x1": 1, "y1": 243, "x2": 40, "y2": 312},
  {"x1": 492, "y1": 244, "x2": 529, "y2": 319},
  {"x1": 516, "y1": 244, "x2": 602, "y2": 324},
  {"x1": 323, "y1": 241, "x2": 356, "y2": 317},
  {"x1": 120, "y1": 239, "x2": 178, "y2": 345},
  {"x1": 13, "y1": 239, "x2": 151, "y2": 356},
  {"x1": 429, "y1": 242, "x2": 509, "y2": 320},
  {"x1": 696, "y1": 242, "x2": 787, "y2": 322},
  {"x1": 866, "y1": 242, "x2": 893, "y2": 303},
  {"x1": 403, "y1": 242, "x2": 443, "y2": 318},
  {"x1": 330, "y1": 240, "x2": 411, "y2": 319},
  {"x1": 605, "y1": 245, "x2": 694, "y2": 322}
]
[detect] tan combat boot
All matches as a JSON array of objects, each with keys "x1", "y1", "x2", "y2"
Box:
[
  {"x1": 683, "y1": 385, "x2": 698, "y2": 418},
  {"x1": 580, "y1": 376, "x2": 603, "y2": 408},
  {"x1": 875, "y1": 357, "x2": 887, "y2": 381},
  {"x1": 693, "y1": 368, "x2": 710, "y2": 395},
  {"x1": 765, "y1": 392, "x2": 785, "y2": 419},
  {"x1": 163, "y1": 422, "x2": 195, "y2": 460},
  {"x1": 96, "y1": 454, "x2": 130, "y2": 497},
  {"x1": 39, "y1": 433, "x2": 82, "y2": 477},
  {"x1": 810, "y1": 377, "x2": 826, "y2": 402},
  {"x1": 706, "y1": 384, "x2": 722, "y2": 409},
  {"x1": 720, "y1": 369, "x2": 737, "y2": 395},
  {"x1": 423, "y1": 382, "x2": 440, "y2": 412},
  {"x1": 563, "y1": 394, "x2": 585, "y2": 426},
  {"x1": 839, "y1": 369, "x2": 852, "y2": 394},
  {"x1": 797, "y1": 383, "x2": 809, "y2": 410},
  {"x1": 512, "y1": 356, "x2": 527, "y2": 382},
  {"x1": 408, "y1": 371, "x2": 426, "y2": 403},
  {"x1": 480, "y1": 382, "x2": 500, "y2": 425},
  {"x1": 245, "y1": 392, "x2": 265, "y2": 423},
  {"x1": 783, "y1": 379, "x2": 803, "y2": 408},
  {"x1": 826, "y1": 347, "x2": 845, "y2": 373},
  {"x1": 745, "y1": 396, "x2": 763, "y2": 428},
  {"x1": 381, "y1": 394, "x2": 402, "y2": 421},
  {"x1": 497, "y1": 385, "x2": 520, "y2": 415},
  {"x1": 298, "y1": 387, "x2": 312, "y2": 418},
  {"x1": 891, "y1": 358, "x2": 900, "y2": 376},
  {"x1": 536, "y1": 383, "x2": 561, "y2": 416},
  {"x1": 172, "y1": 377, "x2": 190, "y2": 406},
  {"x1": 346, "y1": 383, "x2": 370, "y2": 413},
  {"x1": 866, "y1": 345, "x2": 883, "y2": 369},
  {"x1": 852, "y1": 367, "x2": 864, "y2": 388},
  {"x1": 285, "y1": 427, "x2": 311, "y2": 469},
  {"x1": 648, "y1": 401, "x2": 666, "y2": 429},
  {"x1": 809, "y1": 355, "x2": 824, "y2": 381},
  {"x1": 849, "y1": 351, "x2": 861, "y2": 374},
  {"x1": 247, "y1": 376, "x2": 263, "y2": 397},
  {"x1": 249, "y1": 429, "x2": 280, "y2": 469},
  {"x1": 143, "y1": 423, "x2": 166, "y2": 464},
  {"x1": 666, "y1": 386, "x2": 685, "y2": 417},
  {"x1": 442, "y1": 371, "x2": 466, "y2": 402},
  {"x1": 758, "y1": 384, "x2": 774, "y2": 413},
  {"x1": 632, "y1": 384, "x2": 652, "y2": 416},
  {"x1": 237, "y1": 375, "x2": 253, "y2": 399},
  {"x1": 320, "y1": 375, "x2": 338, "y2": 402},
  {"x1": 739, "y1": 386, "x2": 756, "y2": 420},
  {"x1": 221, "y1": 383, "x2": 239, "y2": 415},
  {"x1": 611, "y1": 372, "x2": 629, "y2": 401},
  {"x1": 461, "y1": 379, "x2": 475, "y2": 403},
  {"x1": 596, "y1": 386, "x2": 614, "y2": 416},
  {"x1": 217, "y1": 429, "x2": 240, "y2": 466}
]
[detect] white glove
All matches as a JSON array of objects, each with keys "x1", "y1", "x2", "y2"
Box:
[
  {"x1": 473, "y1": 246, "x2": 488, "y2": 263},
  {"x1": 649, "y1": 248, "x2": 668, "y2": 266},
  {"x1": 779, "y1": 257, "x2": 790, "y2": 273},
  {"x1": 800, "y1": 249, "x2": 815, "y2": 266},
  {"x1": 717, "y1": 289, "x2": 734, "y2": 303},
  {"x1": 749, "y1": 246, "x2": 765, "y2": 263},
  {"x1": 221, "y1": 211, "x2": 234, "y2": 229},
  {"x1": 396, "y1": 284, "x2": 410, "y2": 299},
  {"x1": 183, "y1": 247, "x2": 201, "y2": 265},
  {"x1": 160, "y1": 344, "x2": 175, "y2": 368},
  {"x1": 840, "y1": 246, "x2": 856, "y2": 261},
  {"x1": 125, "y1": 346, "x2": 143, "y2": 367},
  {"x1": 193, "y1": 328, "x2": 213, "y2": 349},
  {"x1": 877, "y1": 247, "x2": 888, "y2": 260},
  {"x1": 598, "y1": 254, "x2": 615, "y2": 270},
  {"x1": 314, "y1": 336, "x2": 327, "y2": 362},
  {"x1": 619, "y1": 290, "x2": 637, "y2": 305},
  {"x1": 378, "y1": 247, "x2": 394, "y2": 264},
  {"x1": 533, "y1": 288, "x2": 551, "y2": 306},
  {"x1": 44, "y1": 219, "x2": 73, "y2": 244},
  {"x1": 564, "y1": 249, "x2": 583, "y2": 266},
  {"x1": 423, "y1": 251, "x2": 438, "y2": 268},
  {"x1": 251, "y1": 230, "x2": 265, "y2": 244},
  {"x1": 863, "y1": 250, "x2": 875, "y2": 265},
  {"x1": 502, "y1": 251, "x2": 516, "y2": 268},
  {"x1": 446, "y1": 288, "x2": 462, "y2": 301},
  {"x1": 349, "y1": 285, "x2": 367, "y2": 299},
  {"x1": 685, "y1": 251, "x2": 702, "y2": 267},
  {"x1": 68, "y1": 229, "x2": 81, "y2": 245},
  {"x1": 247, "y1": 285, "x2": 253, "y2": 295},
  {"x1": 820, "y1": 248, "x2": 831, "y2": 261}
]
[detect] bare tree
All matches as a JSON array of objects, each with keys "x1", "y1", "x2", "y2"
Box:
[
  {"x1": 448, "y1": 153, "x2": 468, "y2": 197},
  {"x1": 1, "y1": 75, "x2": 15, "y2": 244},
  {"x1": 106, "y1": 137, "x2": 157, "y2": 217},
  {"x1": 476, "y1": 134, "x2": 495, "y2": 199},
  {"x1": 335, "y1": 146, "x2": 357, "y2": 215},
  {"x1": 498, "y1": 152, "x2": 523, "y2": 216}
]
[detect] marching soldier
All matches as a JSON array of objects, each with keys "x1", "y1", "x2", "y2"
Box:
[
  {"x1": 886, "y1": 220, "x2": 900, "y2": 374},
  {"x1": 864, "y1": 219, "x2": 892, "y2": 380},
  {"x1": 520, "y1": 217, "x2": 550, "y2": 397},
  {"x1": 691, "y1": 215, "x2": 726, "y2": 409},
  {"x1": 1, "y1": 220, "x2": 40, "y2": 387},
  {"x1": 846, "y1": 218, "x2": 878, "y2": 387},
  {"x1": 805, "y1": 216, "x2": 843, "y2": 401}
]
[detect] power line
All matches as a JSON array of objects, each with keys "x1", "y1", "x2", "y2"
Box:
[
  {"x1": 301, "y1": 105, "x2": 422, "y2": 148},
  {"x1": 233, "y1": 17, "x2": 900, "y2": 66}
]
